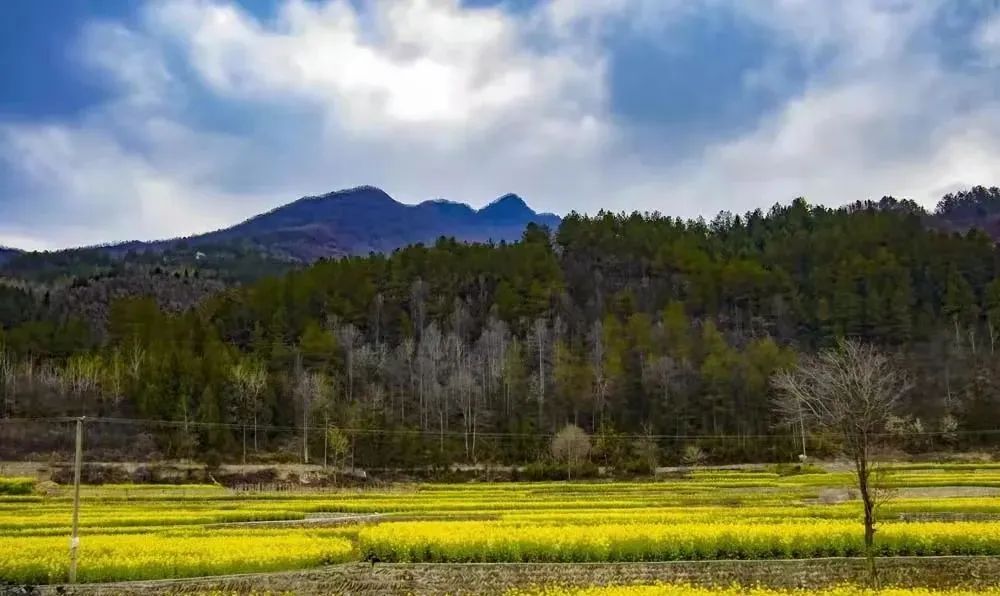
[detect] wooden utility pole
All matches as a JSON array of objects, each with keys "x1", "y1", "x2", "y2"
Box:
[{"x1": 69, "y1": 416, "x2": 85, "y2": 583}]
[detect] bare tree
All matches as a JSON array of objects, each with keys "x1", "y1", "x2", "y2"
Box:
[
  {"x1": 550, "y1": 424, "x2": 591, "y2": 480},
  {"x1": 589, "y1": 320, "x2": 608, "y2": 426},
  {"x1": 295, "y1": 369, "x2": 328, "y2": 464},
  {"x1": 0, "y1": 346, "x2": 16, "y2": 417},
  {"x1": 773, "y1": 340, "x2": 908, "y2": 559},
  {"x1": 101, "y1": 348, "x2": 125, "y2": 408},
  {"x1": 231, "y1": 359, "x2": 267, "y2": 464},
  {"x1": 372, "y1": 292, "x2": 385, "y2": 347},
  {"x1": 418, "y1": 323, "x2": 443, "y2": 431},
  {"x1": 644, "y1": 355, "x2": 675, "y2": 422},
  {"x1": 410, "y1": 279, "x2": 427, "y2": 339},
  {"x1": 337, "y1": 324, "x2": 359, "y2": 402},
  {"x1": 532, "y1": 318, "x2": 549, "y2": 429},
  {"x1": 60, "y1": 354, "x2": 102, "y2": 415},
  {"x1": 126, "y1": 339, "x2": 145, "y2": 380}
]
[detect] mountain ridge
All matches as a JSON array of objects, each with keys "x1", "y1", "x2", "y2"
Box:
[{"x1": 7, "y1": 186, "x2": 560, "y2": 265}]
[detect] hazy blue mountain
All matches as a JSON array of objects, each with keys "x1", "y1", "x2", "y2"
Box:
[
  {"x1": 0, "y1": 248, "x2": 21, "y2": 265},
  {"x1": 0, "y1": 187, "x2": 561, "y2": 280},
  {"x1": 157, "y1": 186, "x2": 561, "y2": 261}
]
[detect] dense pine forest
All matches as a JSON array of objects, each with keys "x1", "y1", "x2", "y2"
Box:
[{"x1": 3, "y1": 188, "x2": 1000, "y2": 468}]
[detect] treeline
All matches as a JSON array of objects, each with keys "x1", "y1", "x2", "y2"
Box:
[{"x1": 2, "y1": 191, "x2": 1000, "y2": 466}]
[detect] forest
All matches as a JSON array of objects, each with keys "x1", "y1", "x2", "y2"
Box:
[{"x1": 2, "y1": 189, "x2": 1000, "y2": 469}]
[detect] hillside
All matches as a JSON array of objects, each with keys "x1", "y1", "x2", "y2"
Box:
[{"x1": 3, "y1": 191, "x2": 1000, "y2": 466}]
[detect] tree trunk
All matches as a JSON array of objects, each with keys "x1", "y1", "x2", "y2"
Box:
[
  {"x1": 303, "y1": 406, "x2": 309, "y2": 464},
  {"x1": 856, "y1": 458, "x2": 876, "y2": 548},
  {"x1": 798, "y1": 403, "x2": 808, "y2": 459},
  {"x1": 323, "y1": 415, "x2": 329, "y2": 469}
]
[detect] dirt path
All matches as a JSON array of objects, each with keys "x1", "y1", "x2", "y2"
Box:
[{"x1": 202, "y1": 512, "x2": 385, "y2": 529}]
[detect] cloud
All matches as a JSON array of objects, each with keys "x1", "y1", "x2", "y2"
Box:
[
  {"x1": 1, "y1": 0, "x2": 999, "y2": 249},
  {"x1": 1, "y1": 0, "x2": 618, "y2": 248},
  {"x1": 977, "y1": 12, "x2": 1000, "y2": 67}
]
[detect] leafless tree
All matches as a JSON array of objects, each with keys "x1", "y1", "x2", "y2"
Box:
[
  {"x1": 372, "y1": 292, "x2": 385, "y2": 346},
  {"x1": 644, "y1": 355, "x2": 675, "y2": 420},
  {"x1": 60, "y1": 354, "x2": 102, "y2": 415},
  {"x1": 0, "y1": 346, "x2": 16, "y2": 417},
  {"x1": 126, "y1": 339, "x2": 145, "y2": 380},
  {"x1": 102, "y1": 348, "x2": 125, "y2": 407},
  {"x1": 394, "y1": 338, "x2": 416, "y2": 422},
  {"x1": 410, "y1": 279, "x2": 427, "y2": 339},
  {"x1": 418, "y1": 323, "x2": 443, "y2": 431},
  {"x1": 551, "y1": 424, "x2": 591, "y2": 480},
  {"x1": 589, "y1": 320, "x2": 608, "y2": 426},
  {"x1": 295, "y1": 367, "x2": 329, "y2": 464},
  {"x1": 337, "y1": 324, "x2": 359, "y2": 402},
  {"x1": 773, "y1": 340, "x2": 909, "y2": 560},
  {"x1": 231, "y1": 359, "x2": 267, "y2": 463},
  {"x1": 532, "y1": 318, "x2": 549, "y2": 428}
]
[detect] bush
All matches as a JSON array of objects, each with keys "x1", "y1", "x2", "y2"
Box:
[
  {"x1": 0, "y1": 477, "x2": 35, "y2": 495},
  {"x1": 769, "y1": 462, "x2": 827, "y2": 476},
  {"x1": 521, "y1": 461, "x2": 599, "y2": 481}
]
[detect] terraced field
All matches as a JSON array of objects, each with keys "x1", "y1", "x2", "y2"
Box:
[{"x1": 3, "y1": 464, "x2": 1000, "y2": 592}]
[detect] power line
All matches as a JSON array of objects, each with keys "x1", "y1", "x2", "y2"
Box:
[{"x1": 2, "y1": 415, "x2": 1000, "y2": 440}]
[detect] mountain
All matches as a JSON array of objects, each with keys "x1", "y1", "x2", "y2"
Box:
[
  {"x1": 0, "y1": 187, "x2": 559, "y2": 282},
  {"x1": 0, "y1": 248, "x2": 21, "y2": 266},
  {"x1": 186, "y1": 186, "x2": 559, "y2": 261},
  {"x1": 115, "y1": 186, "x2": 560, "y2": 263}
]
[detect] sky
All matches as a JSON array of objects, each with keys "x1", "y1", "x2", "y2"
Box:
[{"x1": 2, "y1": 0, "x2": 1000, "y2": 250}]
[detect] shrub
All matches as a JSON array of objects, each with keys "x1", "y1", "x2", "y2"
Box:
[{"x1": 0, "y1": 477, "x2": 35, "y2": 495}]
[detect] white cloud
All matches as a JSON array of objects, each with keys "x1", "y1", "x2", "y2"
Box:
[
  {"x1": 0, "y1": 122, "x2": 258, "y2": 242},
  {"x1": 151, "y1": 0, "x2": 608, "y2": 142},
  {"x1": 977, "y1": 12, "x2": 1000, "y2": 66},
  {"x1": 0, "y1": 0, "x2": 618, "y2": 248},
  {"x1": 1, "y1": 0, "x2": 1000, "y2": 249}
]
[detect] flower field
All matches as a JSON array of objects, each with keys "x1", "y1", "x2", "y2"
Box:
[
  {"x1": 0, "y1": 529, "x2": 354, "y2": 584},
  {"x1": 2, "y1": 465, "x2": 1000, "y2": 587},
  {"x1": 358, "y1": 519, "x2": 1000, "y2": 562}
]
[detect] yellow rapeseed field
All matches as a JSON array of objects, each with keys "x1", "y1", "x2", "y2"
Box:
[
  {"x1": 3, "y1": 466, "x2": 1000, "y2": 584},
  {"x1": 358, "y1": 519, "x2": 1000, "y2": 562},
  {"x1": 0, "y1": 529, "x2": 353, "y2": 584}
]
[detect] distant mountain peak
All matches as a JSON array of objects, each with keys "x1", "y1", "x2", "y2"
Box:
[
  {"x1": 7, "y1": 187, "x2": 561, "y2": 265},
  {"x1": 310, "y1": 185, "x2": 394, "y2": 204},
  {"x1": 483, "y1": 193, "x2": 527, "y2": 208},
  {"x1": 479, "y1": 193, "x2": 536, "y2": 222}
]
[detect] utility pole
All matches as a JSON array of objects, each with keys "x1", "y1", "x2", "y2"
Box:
[{"x1": 69, "y1": 416, "x2": 85, "y2": 584}]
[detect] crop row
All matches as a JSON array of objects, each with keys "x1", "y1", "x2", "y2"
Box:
[
  {"x1": 359, "y1": 520, "x2": 1000, "y2": 562},
  {"x1": 7, "y1": 494, "x2": 1000, "y2": 537},
  {"x1": 0, "y1": 529, "x2": 354, "y2": 584}
]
